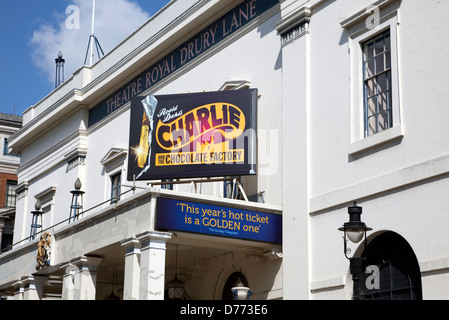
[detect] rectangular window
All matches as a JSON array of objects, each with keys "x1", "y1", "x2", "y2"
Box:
[
  {"x1": 161, "y1": 179, "x2": 173, "y2": 190},
  {"x1": 363, "y1": 31, "x2": 392, "y2": 137},
  {"x1": 3, "y1": 138, "x2": 19, "y2": 157},
  {"x1": 110, "y1": 172, "x2": 121, "y2": 204},
  {"x1": 5, "y1": 181, "x2": 17, "y2": 208}
]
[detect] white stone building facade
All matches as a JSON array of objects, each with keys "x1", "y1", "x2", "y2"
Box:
[{"x1": 0, "y1": 0, "x2": 448, "y2": 300}]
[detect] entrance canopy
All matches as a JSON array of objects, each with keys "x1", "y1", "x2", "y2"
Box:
[{"x1": 0, "y1": 188, "x2": 282, "y2": 300}]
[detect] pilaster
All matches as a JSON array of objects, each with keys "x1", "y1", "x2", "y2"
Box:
[
  {"x1": 121, "y1": 236, "x2": 141, "y2": 300},
  {"x1": 12, "y1": 280, "x2": 24, "y2": 300},
  {"x1": 137, "y1": 231, "x2": 172, "y2": 300},
  {"x1": 61, "y1": 256, "x2": 103, "y2": 300},
  {"x1": 276, "y1": 4, "x2": 312, "y2": 299},
  {"x1": 22, "y1": 275, "x2": 47, "y2": 300}
]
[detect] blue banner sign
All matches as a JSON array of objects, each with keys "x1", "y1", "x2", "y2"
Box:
[
  {"x1": 88, "y1": 0, "x2": 280, "y2": 127},
  {"x1": 156, "y1": 197, "x2": 282, "y2": 244}
]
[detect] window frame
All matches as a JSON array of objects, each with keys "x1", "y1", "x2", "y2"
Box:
[
  {"x1": 362, "y1": 30, "x2": 393, "y2": 137},
  {"x1": 110, "y1": 171, "x2": 122, "y2": 204},
  {"x1": 347, "y1": 7, "x2": 403, "y2": 155},
  {"x1": 3, "y1": 138, "x2": 19, "y2": 157},
  {"x1": 360, "y1": 231, "x2": 422, "y2": 300},
  {"x1": 5, "y1": 180, "x2": 17, "y2": 208}
]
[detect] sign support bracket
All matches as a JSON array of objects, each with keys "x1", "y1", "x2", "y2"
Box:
[{"x1": 147, "y1": 177, "x2": 249, "y2": 202}]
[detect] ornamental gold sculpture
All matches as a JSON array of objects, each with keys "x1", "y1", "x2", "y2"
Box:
[{"x1": 36, "y1": 232, "x2": 51, "y2": 271}]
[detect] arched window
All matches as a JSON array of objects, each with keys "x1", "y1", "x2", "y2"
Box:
[
  {"x1": 361, "y1": 232, "x2": 422, "y2": 300},
  {"x1": 222, "y1": 272, "x2": 249, "y2": 300}
]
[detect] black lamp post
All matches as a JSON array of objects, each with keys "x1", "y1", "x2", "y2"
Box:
[
  {"x1": 338, "y1": 202, "x2": 372, "y2": 300},
  {"x1": 30, "y1": 200, "x2": 43, "y2": 241},
  {"x1": 69, "y1": 178, "x2": 85, "y2": 223}
]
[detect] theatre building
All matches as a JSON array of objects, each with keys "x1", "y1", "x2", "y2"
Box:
[{"x1": 1, "y1": 0, "x2": 449, "y2": 300}]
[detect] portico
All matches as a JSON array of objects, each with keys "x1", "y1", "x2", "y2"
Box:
[{"x1": 0, "y1": 188, "x2": 282, "y2": 300}]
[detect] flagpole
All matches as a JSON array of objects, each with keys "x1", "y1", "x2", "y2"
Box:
[
  {"x1": 84, "y1": 0, "x2": 104, "y2": 66},
  {"x1": 89, "y1": 0, "x2": 96, "y2": 66}
]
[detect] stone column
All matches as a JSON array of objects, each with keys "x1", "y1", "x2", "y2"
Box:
[
  {"x1": 121, "y1": 237, "x2": 141, "y2": 300},
  {"x1": 61, "y1": 256, "x2": 103, "y2": 300},
  {"x1": 12, "y1": 280, "x2": 24, "y2": 300},
  {"x1": 22, "y1": 275, "x2": 47, "y2": 300},
  {"x1": 137, "y1": 231, "x2": 172, "y2": 300},
  {"x1": 61, "y1": 264, "x2": 77, "y2": 300}
]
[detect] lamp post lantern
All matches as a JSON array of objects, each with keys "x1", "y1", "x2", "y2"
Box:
[
  {"x1": 69, "y1": 178, "x2": 85, "y2": 223},
  {"x1": 338, "y1": 202, "x2": 372, "y2": 300},
  {"x1": 30, "y1": 200, "x2": 44, "y2": 241},
  {"x1": 55, "y1": 51, "x2": 65, "y2": 88}
]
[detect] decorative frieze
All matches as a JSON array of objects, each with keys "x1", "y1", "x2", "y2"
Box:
[
  {"x1": 276, "y1": 7, "x2": 311, "y2": 47},
  {"x1": 64, "y1": 147, "x2": 87, "y2": 172},
  {"x1": 15, "y1": 181, "x2": 29, "y2": 201}
]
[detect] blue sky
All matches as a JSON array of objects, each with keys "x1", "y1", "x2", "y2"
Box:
[{"x1": 0, "y1": 0, "x2": 171, "y2": 116}]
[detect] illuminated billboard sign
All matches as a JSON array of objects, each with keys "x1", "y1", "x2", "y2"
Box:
[
  {"x1": 156, "y1": 197, "x2": 282, "y2": 244},
  {"x1": 127, "y1": 89, "x2": 257, "y2": 181}
]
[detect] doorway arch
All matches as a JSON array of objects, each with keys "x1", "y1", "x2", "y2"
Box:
[
  {"x1": 221, "y1": 272, "x2": 249, "y2": 300},
  {"x1": 360, "y1": 231, "x2": 422, "y2": 300}
]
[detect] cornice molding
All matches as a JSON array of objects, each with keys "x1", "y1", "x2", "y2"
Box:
[
  {"x1": 10, "y1": 0, "x2": 275, "y2": 152},
  {"x1": 100, "y1": 147, "x2": 128, "y2": 167},
  {"x1": 17, "y1": 129, "x2": 87, "y2": 180},
  {"x1": 87, "y1": 1, "x2": 280, "y2": 131},
  {"x1": 275, "y1": 6, "x2": 311, "y2": 46},
  {"x1": 275, "y1": 6, "x2": 311, "y2": 35},
  {"x1": 340, "y1": 0, "x2": 401, "y2": 30}
]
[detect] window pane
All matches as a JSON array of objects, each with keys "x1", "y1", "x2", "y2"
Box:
[
  {"x1": 3, "y1": 139, "x2": 7, "y2": 155},
  {"x1": 386, "y1": 50, "x2": 391, "y2": 70},
  {"x1": 374, "y1": 37, "x2": 385, "y2": 56},
  {"x1": 366, "y1": 79, "x2": 376, "y2": 97},
  {"x1": 376, "y1": 54, "x2": 385, "y2": 74},
  {"x1": 111, "y1": 173, "x2": 121, "y2": 203},
  {"x1": 378, "y1": 109, "x2": 389, "y2": 131},
  {"x1": 365, "y1": 58, "x2": 376, "y2": 79},
  {"x1": 368, "y1": 115, "x2": 377, "y2": 136},
  {"x1": 365, "y1": 42, "x2": 375, "y2": 60},
  {"x1": 378, "y1": 92, "x2": 388, "y2": 110},
  {"x1": 367, "y1": 96, "x2": 377, "y2": 116},
  {"x1": 385, "y1": 33, "x2": 391, "y2": 50},
  {"x1": 380, "y1": 92, "x2": 392, "y2": 129},
  {"x1": 377, "y1": 73, "x2": 389, "y2": 92}
]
